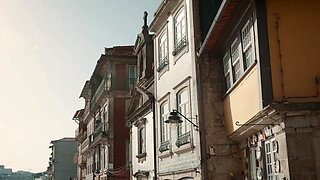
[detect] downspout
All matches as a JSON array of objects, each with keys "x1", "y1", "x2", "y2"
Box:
[
  {"x1": 151, "y1": 95, "x2": 158, "y2": 180},
  {"x1": 145, "y1": 94, "x2": 157, "y2": 180},
  {"x1": 196, "y1": 54, "x2": 208, "y2": 180},
  {"x1": 192, "y1": 0, "x2": 208, "y2": 179}
]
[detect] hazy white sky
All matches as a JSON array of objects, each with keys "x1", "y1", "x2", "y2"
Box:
[{"x1": 0, "y1": 0, "x2": 159, "y2": 173}]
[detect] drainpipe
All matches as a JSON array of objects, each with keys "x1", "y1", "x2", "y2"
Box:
[
  {"x1": 192, "y1": 0, "x2": 208, "y2": 179},
  {"x1": 151, "y1": 95, "x2": 158, "y2": 180},
  {"x1": 196, "y1": 54, "x2": 208, "y2": 180}
]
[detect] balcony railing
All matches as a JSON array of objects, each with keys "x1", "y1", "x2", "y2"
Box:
[
  {"x1": 176, "y1": 131, "x2": 191, "y2": 147},
  {"x1": 90, "y1": 77, "x2": 136, "y2": 110},
  {"x1": 75, "y1": 127, "x2": 86, "y2": 143},
  {"x1": 159, "y1": 140, "x2": 170, "y2": 152},
  {"x1": 156, "y1": 56, "x2": 168, "y2": 72},
  {"x1": 172, "y1": 35, "x2": 188, "y2": 56},
  {"x1": 91, "y1": 122, "x2": 109, "y2": 146},
  {"x1": 81, "y1": 137, "x2": 90, "y2": 153}
]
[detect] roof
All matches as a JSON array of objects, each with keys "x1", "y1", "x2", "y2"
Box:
[
  {"x1": 91, "y1": 45, "x2": 136, "y2": 76},
  {"x1": 50, "y1": 137, "x2": 75, "y2": 144},
  {"x1": 149, "y1": 0, "x2": 181, "y2": 32},
  {"x1": 104, "y1": 46, "x2": 135, "y2": 57},
  {"x1": 199, "y1": 0, "x2": 239, "y2": 55},
  {"x1": 79, "y1": 81, "x2": 90, "y2": 99},
  {"x1": 72, "y1": 109, "x2": 84, "y2": 120}
]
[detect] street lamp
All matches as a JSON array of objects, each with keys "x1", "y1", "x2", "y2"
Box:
[{"x1": 165, "y1": 109, "x2": 199, "y2": 130}]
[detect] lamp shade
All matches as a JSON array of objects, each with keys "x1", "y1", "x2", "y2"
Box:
[{"x1": 165, "y1": 111, "x2": 183, "y2": 124}]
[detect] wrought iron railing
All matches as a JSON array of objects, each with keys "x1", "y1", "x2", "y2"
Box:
[
  {"x1": 81, "y1": 137, "x2": 89, "y2": 153},
  {"x1": 176, "y1": 131, "x2": 191, "y2": 147},
  {"x1": 172, "y1": 36, "x2": 188, "y2": 56},
  {"x1": 90, "y1": 77, "x2": 136, "y2": 109},
  {"x1": 92, "y1": 122, "x2": 109, "y2": 142},
  {"x1": 159, "y1": 140, "x2": 170, "y2": 152},
  {"x1": 156, "y1": 55, "x2": 168, "y2": 72}
]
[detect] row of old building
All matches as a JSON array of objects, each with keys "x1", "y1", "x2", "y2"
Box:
[{"x1": 72, "y1": 0, "x2": 320, "y2": 180}]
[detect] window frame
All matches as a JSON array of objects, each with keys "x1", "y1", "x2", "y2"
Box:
[
  {"x1": 134, "y1": 118, "x2": 147, "y2": 160},
  {"x1": 137, "y1": 126, "x2": 145, "y2": 154},
  {"x1": 128, "y1": 65, "x2": 137, "y2": 88},
  {"x1": 264, "y1": 138, "x2": 279, "y2": 180},
  {"x1": 159, "y1": 100, "x2": 170, "y2": 152},
  {"x1": 222, "y1": 16, "x2": 256, "y2": 92},
  {"x1": 176, "y1": 87, "x2": 191, "y2": 136},
  {"x1": 157, "y1": 30, "x2": 169, "y2": 72},
  {"x1": 172, "y1": 6, "x2": 188, "y2": 56}
]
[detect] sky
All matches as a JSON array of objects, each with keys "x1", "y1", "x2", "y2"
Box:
[{"x1": 0, "y1": 0, "x2": 160, "y2": 173}]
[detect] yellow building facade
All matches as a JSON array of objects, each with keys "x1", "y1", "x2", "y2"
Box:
[{"x1": 199, "y1": 0, "x2": 320, "y2": 179}]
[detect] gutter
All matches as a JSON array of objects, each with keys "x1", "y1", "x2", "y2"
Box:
[{"x1": 198, "y1": 0, "x2": 228, "y2": 56}]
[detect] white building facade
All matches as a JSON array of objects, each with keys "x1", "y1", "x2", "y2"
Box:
[
  {"x1": 150, "y1": 0, "x2": 202, "y2": 179},
  {"x1": 126, "y1": 12, "x2": 156, "y2": 180}
]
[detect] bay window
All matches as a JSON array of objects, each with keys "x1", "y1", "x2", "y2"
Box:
[{"x1": 223, "y1": 17, "x2": 256, "y2": 91}]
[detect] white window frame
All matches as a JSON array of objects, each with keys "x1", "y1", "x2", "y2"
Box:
[
  {"x1": 264, "y1": 138, "x2": 278, "y2": 180},
  {"x1": 172, "y1": 6, "x2": 188, "y2": 56},
  {"x1": 222, "y1": 16, "x2": 256, "y2": 91},
  {"x1": 157, "y1": 31, "x2": 168, "y2": 72},
  {"x1": 231, "y1": 37, "x2": 243, "y2": 82},
  {"x1": 223, "y1": 52, "x2": 232, "y2": 90},
  {"x1": 174, "y1": 7, "x2": 186, "y2": 44},
  {"x1": 137, "y1": 125, "x2": 146, "y2": 154},
  {"x1": 241, "y1": 18, "x2": 255, "y2": 69},
  {"x1": 160, "y1": 101, "x2": 170, "y2": 143},
  {"x1": 177, "y1": 88, "x2": 190, "y2": 136}
]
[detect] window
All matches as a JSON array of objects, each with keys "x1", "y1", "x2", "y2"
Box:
[
  {"x1": 159, "y1": 101, "x2": 170, "y2": 152},
  {"x1": 177, "y1": 88, "x2": 190, "y2": 136},
  {"x1": 222, "y1": 17, "x2": 255, "y2": 91},
  {"x1": 134, "y1": 118, "x2": 146, "y2": 160},
  {"x1": 173, "y1": 7, "x2": 187, "y2": 56},
  {"x1": 138, "y1": 126, "x2": 145, "y2": 154},
  {"x1": 241, "y1": 19, "x2": 255, "y2": 69},
  {"x1": 264, "y1": 139, "x2": 278, "y2": 180},
  {"x1": 231, "y1": 38, "x2": 243, "y2": 82},
  {"x1": 128, "y1": 65, "x2": 137, "y2": 88},
  {"x1": 157, "y1": 31, "x2": 168, "y2": 72},
  {"x1": 223, "y1": 52, "x2": 232, "y2": 90}
]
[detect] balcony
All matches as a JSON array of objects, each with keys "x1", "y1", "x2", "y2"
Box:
[
  {"x1": 176, "y1": 131, "x2": 191, "y2": 147},
  {"x1": 156, "y1": 56, "x2": 168, "y2": 72},
  {"x1": 172, "y1": 35, "x2": 188, "y2": 56},
  {"x1": 78, "y1": 154, "x2": 86, "y2": 168},
  {"x1": 90, "y1": 122, "x2": 109, "y2": 147},
  {"x1": 74, "y1": 125, "x2": 87, "y2": 143},
  {"x1": 81, "y1": 137, "x2": 90, "y2": 154},
  {"x1": 90, "y1": 77, "x2": 136, "y2": 110}
]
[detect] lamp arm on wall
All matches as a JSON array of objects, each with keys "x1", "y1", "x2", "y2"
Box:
[{"x1": 173, "y1": 109, "x2": 199, "y2": 129}]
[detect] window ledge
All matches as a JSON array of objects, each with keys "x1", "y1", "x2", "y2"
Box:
[
  {"x1": 224, "y1": 60, "x2": 257, "y2": 98},
  {"x1": 158, "y1": 141, "x2": 172, "y2": 159},
  {"x1": 174, "y1": 142, "x2": 195, "y2": 155},
  {"x1": 158, "y1": 149, "x2": 173, "y2": 159},
  {"x1": 136, "y1": 152, "x2": 147, "y2": 163},
  {"x1": 175, "y1": 132, "x2": 191, "y2": 147}
]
